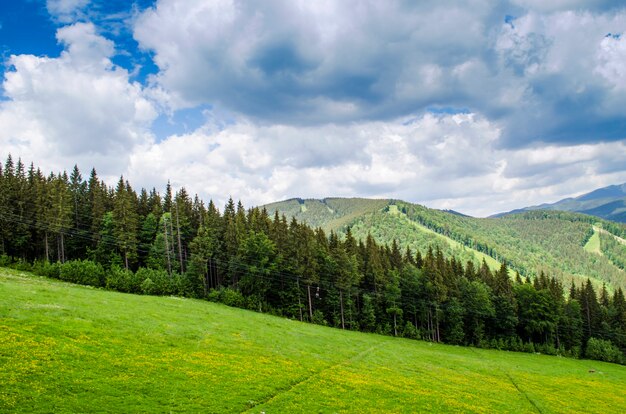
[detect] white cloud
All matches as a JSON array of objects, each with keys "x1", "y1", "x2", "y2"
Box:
[
  {"x1": 510, "y1": 0, "x2": 619, "y2": 13},
  {"x1": 47, "y1": 0, "x2": 90, "y2": 23},
  {"x1": 0, "y1": 22, "x2": 157, "y2": 179},
  {"x1": 132, "y1": 1, "x2": 626, "y2": 146},
  {"x1": 493, "y1": 9, "x2": 626, "y2": 144},
  {"x1": 596, "y1": 32, "x2": 626, "y2": 90},
  {"x1": 125, "y1": 112, "x2": 626, "y2": 217},
  {"x1": 133, "y1": 0, "x2": 498, "y2": 122},
  {"x1": 3, "y1": 1, "x2": 626, "y2": 221}
]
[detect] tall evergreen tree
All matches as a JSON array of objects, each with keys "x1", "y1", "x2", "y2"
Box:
[{"x1": 112, "y1": 177, "x2": 139, "y2": 270}]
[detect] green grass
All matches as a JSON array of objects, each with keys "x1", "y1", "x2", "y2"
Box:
[
  {"x1": 584, "y1": 228, "x2": 602, "y2": 255},
  {"x1": 2, "y1": 268, "x2": 626, "y2": 413}
]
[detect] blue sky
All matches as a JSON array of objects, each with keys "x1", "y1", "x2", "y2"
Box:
[{"x1": 1, "y1": 0, "x2": 626, "y2": 216}]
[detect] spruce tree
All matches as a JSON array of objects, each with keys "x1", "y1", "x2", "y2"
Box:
[{"x1": 113, "y1": 177, "x2": 139, "y2": 270}]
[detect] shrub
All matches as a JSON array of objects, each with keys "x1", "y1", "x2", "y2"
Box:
[
  {"x1": 32, "y1": 261, "x2": 61, "y2": 279},
  {"x1": 105, "y1": 265, "x2": 135, "y2": 292},
  {"x1": 60, "y1": 260, "x2": 105, "y2": 287},
  {"x1": 585, "y1": 338, "x2": 624, "y2": 364},
  {"x1": 136, "y1": 268, "x2": 175, "y2": 296},
  {"x1": 0, "y1": 254, "x2": 12, "y2": 267},
  {"x1": 506, "y1": 337, "x2": 523, "y2": 352},
  {"x1": 141, "y1": 277, "x2": 155, "y2": 295},
  {"x1": 207, "y1": 287, "x2": 246, "y2": 308},
  {"x1": 536, "y1": 343, "x2": 557, "y2": 356},
  {"x1": 11, "y1": 259, "x2": 32, "y2": 272},
  {"x1": 522, "y1": 342, "x2": 536, "y2": 353},
  {"x1": 312, "y1": 310, "x2": 328, "y2": 326},
  {"x1": 402, "y1": 321, "x2": 418, "y2": 339}
]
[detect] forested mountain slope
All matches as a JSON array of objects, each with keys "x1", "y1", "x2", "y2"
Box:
[
  {"x1": 264, "y1": 198, "x2": 626, "y2": 291},
  {"x1": 494, "y1": 183, "x2": 626, "y2": 223},
  {"x1": 262, "y1": 198, "x2": 389, "y2": 232}
]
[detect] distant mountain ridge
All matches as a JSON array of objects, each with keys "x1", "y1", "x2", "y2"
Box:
[
  {"x1": 493, "y1": 183, "x2": 626, "y2": 223},
  {"x1": 263, "y1": 197, "x2": 626, "y2": 291}
]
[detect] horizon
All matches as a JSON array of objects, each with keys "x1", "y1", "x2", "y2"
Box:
[{"x1": 2, "y1": 1, "x2": 626, "y2": 217}]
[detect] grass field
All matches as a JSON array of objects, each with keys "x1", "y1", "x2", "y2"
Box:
[
  {"x1": 584, "y1": 228, "x2": 602, "y2": 255},
  {"x1": 1, "y1": 267, "x2": 625, "y2": 413}
]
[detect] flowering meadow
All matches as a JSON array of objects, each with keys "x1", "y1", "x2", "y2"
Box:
[{"x1": 1, "y1": 267, "x2": 625, "y2": 413}]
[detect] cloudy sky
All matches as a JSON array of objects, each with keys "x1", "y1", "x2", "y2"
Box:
[{"x1": 1, "y1": 0, "x2": 626, "y2": 216}]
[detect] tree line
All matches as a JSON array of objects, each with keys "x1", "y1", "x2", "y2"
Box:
[{"x1": 0, "y1": 155, "x2": 625, "y2": 364}]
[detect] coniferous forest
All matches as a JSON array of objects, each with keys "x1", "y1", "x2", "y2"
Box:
[{"x1": 1, "y1": 155, "x2": 625, "y2": 365}]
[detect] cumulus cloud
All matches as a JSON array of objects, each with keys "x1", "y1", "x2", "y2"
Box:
[
  {"x1": 47, "y1": 0, "x2": 90, "y2": 23},
  {"x1": 0, "y1": 22, "x2": 157, "y2": 178},
  {"x1": 133, "y1": 0, "x2": 626, "y2": 147},
  {"x1": 510, "y1": 0, "x2": 622, "y2": 13},
  {"x1": 134, "y1": 0, "x2": 502, "y2": 122},
  {"x1": 495, "y1": 9, "x2": 626, "y2": 145},
  {"x1": 125, "y1": 112, "x2": 626, "y2": 217},
  {"x1": 3, "y1": 1, "x2": 626, "y2": 219}
]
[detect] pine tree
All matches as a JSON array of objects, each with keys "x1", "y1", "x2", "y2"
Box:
[
  {"x1": 87, "y1": 168, "x2": 107, "y2": 250},
  {"x1": 113, "y1": 177, "x2": 139, "y2": 270},
  {"x1": 222, "y1": 197, "x2": 241, "y2": 286},
  {"x1": 491, "y1": 263, "x2": 518, "y2": 339},
  {"x1": 48, "y1": 172, "x2": 72, "y2": 262},
  {"x1": 173, "y1": 188, "x2": 193, "y2": 273},
  {"x1": 385, "y1": 269, "x2": 403, "y2": 336},
  {"x1": 580, "y1": 279, "x2": 601, "y2": 344},
  {"x1": 238, "y1": 231, "x2": 277, "y2": 312},
  {"x1": 67, "y1": 165, "x2": 89, "y2": 259},
  {"x1": 189, "y1": 223, "x2": 218, "y2": 296},
  {"x1": 333, "y1": 245, "x2": 360, "y2": 329}
]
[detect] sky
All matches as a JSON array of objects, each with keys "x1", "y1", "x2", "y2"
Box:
[{"x1": 1, "y1": 0, "x2": 626, "y2": 217}]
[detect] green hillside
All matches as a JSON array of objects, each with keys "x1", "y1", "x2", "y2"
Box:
[
  {"x1": 264, "y1": 198, "x2": 626, "y2": 290},
  {"x1": 263, "y1": 198, "x2": 389, "y2": 232},
  {"x1": 2, "y1": 268, "x2": 625, "y2": 413}
]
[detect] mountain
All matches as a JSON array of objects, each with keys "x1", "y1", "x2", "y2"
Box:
[
  {"x1": 493, "y1": 183, "x2": 626, "y2": 223},
  {"x1": 263, "y1": 198, "x2": 626, "y2": 290}
]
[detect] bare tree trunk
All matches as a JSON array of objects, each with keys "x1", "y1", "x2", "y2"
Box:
[
  {"x1": 340, "y1": 289, "x2": 345, "y2": 329},
  {"x1": 394, "y1": 313, "x2": 397, "y2": 337},
  {"x1": 164, "y1": 219, "x2": 171, "y2": 276},
  {"x1": 307, "y1": 285, "x2": 313, "y2": 321},
  {"x1": 297, "y1": 277, "x2": 303, "y2": 322},
  {"x1": 44, "y1": 232, "x2": 49, "y2": 262},
  {"x1": 428, "y1": 308, "x2": 433, "y2": 341},
  {"x1": 556, "y1": 324, "x2": 560, "y2": 349},
  {"x1": 60, "y1": 233, "x2": 65, "y2": 263},
  {"x1": 208, "y1": 257, "x2": 213, "y2": 291},
  {"x1": 175, "y1": 202, "x2": 184, "y2": 273},
  {"x1": 435, "y1": 309, "x2": 441, "y2": 342},
  {"x1": 585, "y1": 296, "x2": 591, "y2": 338},
  {"x1": 348, "y1": 287, "x2": 353, "y2": 329},
  {"x1": 169, "y1": 215, "x2": 175, "y2": 272}
]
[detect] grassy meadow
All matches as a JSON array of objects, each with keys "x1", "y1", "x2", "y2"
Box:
[{"x1": 1, "y1": 267, "x2": 625, "y2": 413}]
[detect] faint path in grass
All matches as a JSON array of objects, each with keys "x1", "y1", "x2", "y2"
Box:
[
  {"x1": 469, "y1": 348, "x2": 543, "y2": 414},
  {"x1": 502, "y1": 369, "x2": 543, "y2": 414},
  {"x1": 241, "y1": 341, "x2": 387, "y2": 413}
]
